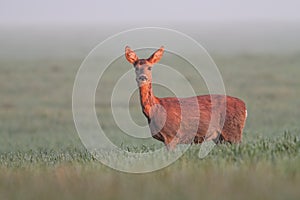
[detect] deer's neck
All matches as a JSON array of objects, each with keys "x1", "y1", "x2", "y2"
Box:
[{"x1": 139, "y1": 83, "x2": 157, "y2": 118}]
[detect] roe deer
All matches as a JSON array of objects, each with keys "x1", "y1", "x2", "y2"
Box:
[{"x1": 125, "y1": 46, "x2": 247, "y2": 150}]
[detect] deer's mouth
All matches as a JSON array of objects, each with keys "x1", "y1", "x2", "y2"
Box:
[
  {"x1": 136, "y1": 75, "x2": 149, "y2": 85},
  {"x1": 138, "y1": 75, "x2": 148, "y2": 82}
]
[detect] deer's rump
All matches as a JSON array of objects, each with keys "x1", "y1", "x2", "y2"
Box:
[{"x1": 148, "y1": 95, "x2": 247, "y2": 144}]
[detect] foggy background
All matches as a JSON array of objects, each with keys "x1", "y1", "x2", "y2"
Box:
[
  {"x1": 1, "y1": 0, "x2": 300, "y2": 57},
  {"x1": 1, "y1": 0, "x2": 300, "y2": 24}
]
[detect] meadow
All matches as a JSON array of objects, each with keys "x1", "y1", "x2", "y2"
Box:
[{"x1": 0, "y1": 25, "x2": 300, "y2": 199}]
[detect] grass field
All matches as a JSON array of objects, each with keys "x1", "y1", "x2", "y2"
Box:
[{"x1": 0, "y1": 25, "x2": 300, "y2": 199}]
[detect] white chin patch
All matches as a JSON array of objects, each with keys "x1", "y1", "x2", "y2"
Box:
[{"x1": 138, "y1": 81, "x2": 148, "y2": 86}]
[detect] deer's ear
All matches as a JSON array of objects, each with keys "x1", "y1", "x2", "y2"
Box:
[
  {"x1": 147, "y1": 46, "x2": 164, "y2": 65},
  {"x1": 125, "y1": 46, "x2": 138, "y2": 64}
]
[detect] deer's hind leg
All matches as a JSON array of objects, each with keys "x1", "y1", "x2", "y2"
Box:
[{"x1": 205, "y1": 130, "x2": 222, "y2": 143}]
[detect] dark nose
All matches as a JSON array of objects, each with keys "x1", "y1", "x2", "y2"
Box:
[{"x1": 138, "y1": 75, "x2": 148, "y2": 81}]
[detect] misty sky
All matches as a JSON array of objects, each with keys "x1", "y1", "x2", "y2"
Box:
[{"x1": 1, "y1": 0, "x2": 300, "y2": 25}]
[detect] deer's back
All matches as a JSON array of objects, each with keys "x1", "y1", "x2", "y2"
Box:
[{"x1": 149, "y1": 95, "x2": 246, "y2": 143}]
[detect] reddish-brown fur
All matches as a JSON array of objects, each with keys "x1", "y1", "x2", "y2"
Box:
[{"x1": 125, "y1": 46, "x2": 247, "y2": 149}]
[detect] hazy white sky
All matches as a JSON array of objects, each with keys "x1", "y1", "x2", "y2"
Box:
[{"x1": 1, "y1": 0, "x2": 300, "y2": 24}]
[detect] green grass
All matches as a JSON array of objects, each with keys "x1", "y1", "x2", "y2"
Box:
[
  {"x1": 1, "y1": 30, "x2": 300, "y2": 199},
  {"x1": 0, "y1": 133, "x2": 299, "y2": 200}
]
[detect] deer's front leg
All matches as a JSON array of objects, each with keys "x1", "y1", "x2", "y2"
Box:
[{"x1": 164, "y1": 134, "x2": 180, "y2": 151}]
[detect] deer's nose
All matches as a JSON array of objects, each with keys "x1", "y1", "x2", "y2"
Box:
[{"x1": 138, "y1": 75, "x2": 148, "y2": 81}]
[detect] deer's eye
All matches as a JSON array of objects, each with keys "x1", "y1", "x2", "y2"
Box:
[{"x1": 148, "y1": 67, "x2": 152, "y2": 71}]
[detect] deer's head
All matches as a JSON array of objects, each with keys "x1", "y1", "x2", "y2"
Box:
[{"x1": 125, "y1": 46, "x2": 164, "y2": 86}]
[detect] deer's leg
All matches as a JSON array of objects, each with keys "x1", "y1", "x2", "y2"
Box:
[
  {"x1": 205, "y1": 130, "x2": 221, "y2": 143},
  {"x1": 164, "y1": 134, "x2": 180, "y2": 151}
]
